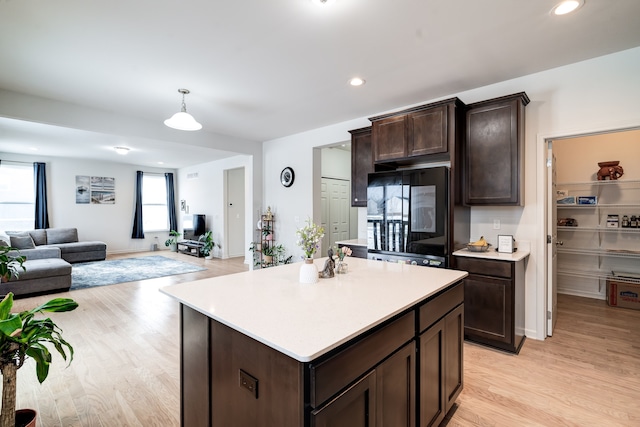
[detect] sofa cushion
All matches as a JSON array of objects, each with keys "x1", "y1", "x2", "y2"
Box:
[
  {"x1": 50, "y1": 241, "x2": 106, "y2": 253},
  {"x1": 28, "y1": 229, "x2": 48, "y2": 246},
  {"x1": 8, "y1": 258, "x2": 72, "y2": 281},
  {"x1": 10, "y1": 235, "x2": 36, "y2": 250},
  {"x1": 10, "y1": 247, "x2": 61, "y2": 261},
  {"x1": 46, "y1": 228, "x2": 78, "y2": 244}
]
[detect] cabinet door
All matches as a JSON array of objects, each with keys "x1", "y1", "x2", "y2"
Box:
[
  {"x1": 376, "y1": 342, "x2": 415, "y2": 427},
  {"x1": 407, "y1": 105, "x2": 448, "y2": 157},
  {"x1": 464, "y1": 93, "x2": 528, "y2": 205},
  {"x1": 419, "y1": 318, "x2": 445, "y2": 427},
  {"x1": 373, "y1": 115, "x2": 407, "y2": 162},
  {"x1": 463, "y1": 274, "x2": 513, "y2": 347},
  {"x1": 444, "y1": 304, "x2": 464, "y2": 412},
  {"x1": 311, "y1": 371, "x2": 377, "y2": 427},
  {"x1": 350, "y1": 127, "x2": 373, "y2": 207}
]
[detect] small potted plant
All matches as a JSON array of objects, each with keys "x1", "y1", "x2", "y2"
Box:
[
  {"x1": 198, "y1": 231, "x2": 219, "y2": 260},
  {"x1": 262, "y1": 224, "x2": 273, "y2": 241},
  {"x1": 164, "y1": 230, "x2": 181, "y2": 252},
  {"x1": 262, "y1": 243, "x2": 275, "y2": 265}
]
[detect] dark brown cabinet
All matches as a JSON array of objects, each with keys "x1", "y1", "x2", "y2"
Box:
[
  {"x1": 418, "y1": 284, "x2": 464, "y2": 427},
  {"x1": 370, "y1": 98, "x2": 465, "y2": 165},
  {"x1": 312, "y1": 342, "x2": 415, "y2": 427},
  {"x1": 311, "y1": 371, "x2": 376, "y2": 427},
  {"x1": 455, "y1": 256, "x2": 526, "y2": 353},
  {"x1": 463, "y1": 92, "x2": 529, "y2": 206},
  {"x1": 349, "y1": 127, "x2": 373, "y2": 207}
]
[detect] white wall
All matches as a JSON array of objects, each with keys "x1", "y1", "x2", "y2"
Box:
[
  {"x1": 0, "y1": 151, "x2": 176, "y2": 253},
  {"x1": 177, "y1": 154, "x2": 256, "y2": 264},
  {"x1": 262, "y1": 47, "x2": 640, "y2": 341}
]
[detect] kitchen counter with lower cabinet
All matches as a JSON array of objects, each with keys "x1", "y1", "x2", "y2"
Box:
[
  {"x1": 161, "y1": 257, "x2": 467, "y2": 426},
  {"x1": 453, "y1": 248, "x2": 529, "y2": 354},
  {"x1": 336, "y1": 238, "x2": 368, "y2": 258}
]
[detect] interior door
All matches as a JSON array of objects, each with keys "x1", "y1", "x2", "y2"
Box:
[
  {"x1": 226, "y1": 167, "x2": 245, "y2": 258},
  {"x1": 546, "y1": 145, "x2": 558, "y2": 336},
  {"x1": 321, "y1": 177, "x2": 350, "y2": 254}
]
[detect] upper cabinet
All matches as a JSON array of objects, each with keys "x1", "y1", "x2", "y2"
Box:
[
  {"x1": 463, "y1": 92, "x2": 529, "y2": 206},
  {"x1": 370, "y1": 98, "x2": 465, "y2": 165},
  {"x1": 349, "y1": 127, "x2": 373, "y2": 207}
]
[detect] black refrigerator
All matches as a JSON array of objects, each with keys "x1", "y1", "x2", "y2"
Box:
[{"x1": 367, "y1": 166, "x2": 469, "y2": 268}]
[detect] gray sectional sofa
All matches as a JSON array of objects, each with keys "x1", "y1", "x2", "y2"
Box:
[{"x1": 0, "y1": 228, "x2": 107, "y2": 297}]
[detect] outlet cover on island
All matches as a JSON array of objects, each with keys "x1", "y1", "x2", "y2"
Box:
[{"x1": 493, "y1": 219, "x2": 501, "y2": 229}]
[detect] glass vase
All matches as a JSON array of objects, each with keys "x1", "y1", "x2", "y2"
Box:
[{"x1": 336, "y1": 260, "x2": 348, "y2": 274}]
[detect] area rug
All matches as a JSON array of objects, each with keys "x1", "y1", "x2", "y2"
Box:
[{"x1": 71, "y1": 255, "x2": 206, "y2": 290}]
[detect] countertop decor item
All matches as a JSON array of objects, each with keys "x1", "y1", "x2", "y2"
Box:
[
  {"x1": 296, "y1": 218, "x2": 324, "y2": 283},
  {"x1": 597, "y1": 161, "x2": 623, "y2": 180},
  {"x1": 334, "y1": 245, "x2": 352, "y2": 274},
  {"x1": 466, "y1": 243, "x2": 491, "y2": 252}
]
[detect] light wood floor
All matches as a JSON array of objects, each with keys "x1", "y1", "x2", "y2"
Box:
[{"x1": 9, "y1": 252, "x2": 640, "y2": 426}]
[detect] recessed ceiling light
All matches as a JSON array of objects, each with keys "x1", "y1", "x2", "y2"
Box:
[
  {"x1": 114, "y1": 146, "x2": 130, "y2": 155},
  {"x1": 311, "y1": 0, "x2": 336, "y2": 5},
  {"x1": 551, "y1": 0, "x2": 584, "y2": 16},
  {"x1": 349, "y1": 77, "x2": 366, "y2": 87}
]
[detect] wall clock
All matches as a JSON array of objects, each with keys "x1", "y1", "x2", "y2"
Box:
[{"x1": 280, "y1": 167, "x2": 295, "y2": 187}]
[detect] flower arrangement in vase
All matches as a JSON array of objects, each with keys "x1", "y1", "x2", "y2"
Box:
[
  {"x1": 334, "y1": 245, "x2": 352, "y2": 274},
  {"x1": 295, "y1": 218, "x2": 325, "y2": 284}
]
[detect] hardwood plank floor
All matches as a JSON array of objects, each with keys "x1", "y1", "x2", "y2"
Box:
[{"x1": 8, "y1": 254, "x2": 640, "y2": 426}]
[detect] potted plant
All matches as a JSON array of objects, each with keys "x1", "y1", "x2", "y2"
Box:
[
  {"x1": 164, "y1": 230, "x2": 181, "y2": 252},
  {"x1": 262, "y1": 224, "x2": 273, "y2": 241},
  {"x1": 0, "y1": 247, "x2": 25, "y2": 283},
  {"x1": 262, "y1": 243, "x2": 275, "y2": 265},
  {"x1": 0, "y1": 249, "x2": 78, "y2": 427},
  {"x1": 198, "y1": 231, "x2": 219, "y2": 260}
]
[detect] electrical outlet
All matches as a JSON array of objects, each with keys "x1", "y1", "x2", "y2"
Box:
[
  {"x1": 239, "y1": 369, "x2": 258, "y2": 399},
  {"x1": 493, "y1": 219, "x2": 501, "y2": 230}
]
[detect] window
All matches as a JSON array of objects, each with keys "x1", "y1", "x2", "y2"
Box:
[
  {"x1": 142, "y1": 175, "x2": 168, "y2": 232},
  {"x1": 0, "y1": 163, "x2": 35, "y2": 231}
]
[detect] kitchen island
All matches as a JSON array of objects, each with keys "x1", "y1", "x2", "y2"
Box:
[{"x1": 161, "y1": 257, "x2": 467, "y2": 427}]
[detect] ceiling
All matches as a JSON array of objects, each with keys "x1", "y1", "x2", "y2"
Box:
[{"x1": 1, "y1": 0, "x2": 640, "y2": 168}]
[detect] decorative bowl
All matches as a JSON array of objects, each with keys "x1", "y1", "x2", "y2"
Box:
[{"x1": 466, "y1": 243, "x2": 491, "y2": 252}]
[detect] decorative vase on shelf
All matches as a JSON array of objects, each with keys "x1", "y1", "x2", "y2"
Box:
[
  {"x1": 299, "y1": 258, "x2": 319, "y2": 284},
  {"x1": 336, "y1": 260, "x2": 348, "y2": 274}
]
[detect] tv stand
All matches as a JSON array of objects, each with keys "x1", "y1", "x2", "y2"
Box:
[{"x1": 177, "y1": 241, "x2": 204, "y2": 258}]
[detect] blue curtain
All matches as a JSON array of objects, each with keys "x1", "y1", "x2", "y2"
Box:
[
  {"x1": 34, "y1": 162, "x2": 50, "y2": 229},
  {"x1": 131, "y1": 170, "x2": 145, "y2": 239},
  {"x1": 165, "y1": 173, "x2": 178, "y2": 232}
]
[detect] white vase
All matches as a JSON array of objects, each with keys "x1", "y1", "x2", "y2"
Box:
[{"x1": 299, "y1": 258, "x2": 319, "y2": 284}]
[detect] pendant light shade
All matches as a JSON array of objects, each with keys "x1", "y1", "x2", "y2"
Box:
[{"x1": 164, "y1": 88, "x2": 202, "y2": 131}]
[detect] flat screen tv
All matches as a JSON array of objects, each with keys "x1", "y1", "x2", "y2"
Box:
[{"x1": 182, "y1": 214, "x2": 206, "y2": 242}]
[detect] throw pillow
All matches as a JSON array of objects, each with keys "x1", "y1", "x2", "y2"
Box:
[{"x1": 10, "y1": 235, "x2": 36, "y2": 250}]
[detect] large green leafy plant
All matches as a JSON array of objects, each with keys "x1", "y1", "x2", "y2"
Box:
[{"x1": 0, "y1": 292, "x2": 78, "y2": 427}]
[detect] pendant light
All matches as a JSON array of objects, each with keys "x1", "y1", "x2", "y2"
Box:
[{"x1": 164, "y1": 88, "x2": 202, "y2": 131}]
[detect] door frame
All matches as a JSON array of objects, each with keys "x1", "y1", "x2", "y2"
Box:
[{"x1": 537, "y1": 123, "x2": 640, "y2": 338}]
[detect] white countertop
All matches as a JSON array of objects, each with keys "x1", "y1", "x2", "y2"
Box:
[
  {"x1": 160, "y1": 257, "x2": 467, "y2": 362},
  {"x1": 452, "y1": 247, "x2": 530, "y2": 262},
  {"x1": 335, "y1": 238, "x2": 368, "y2": 247}
]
